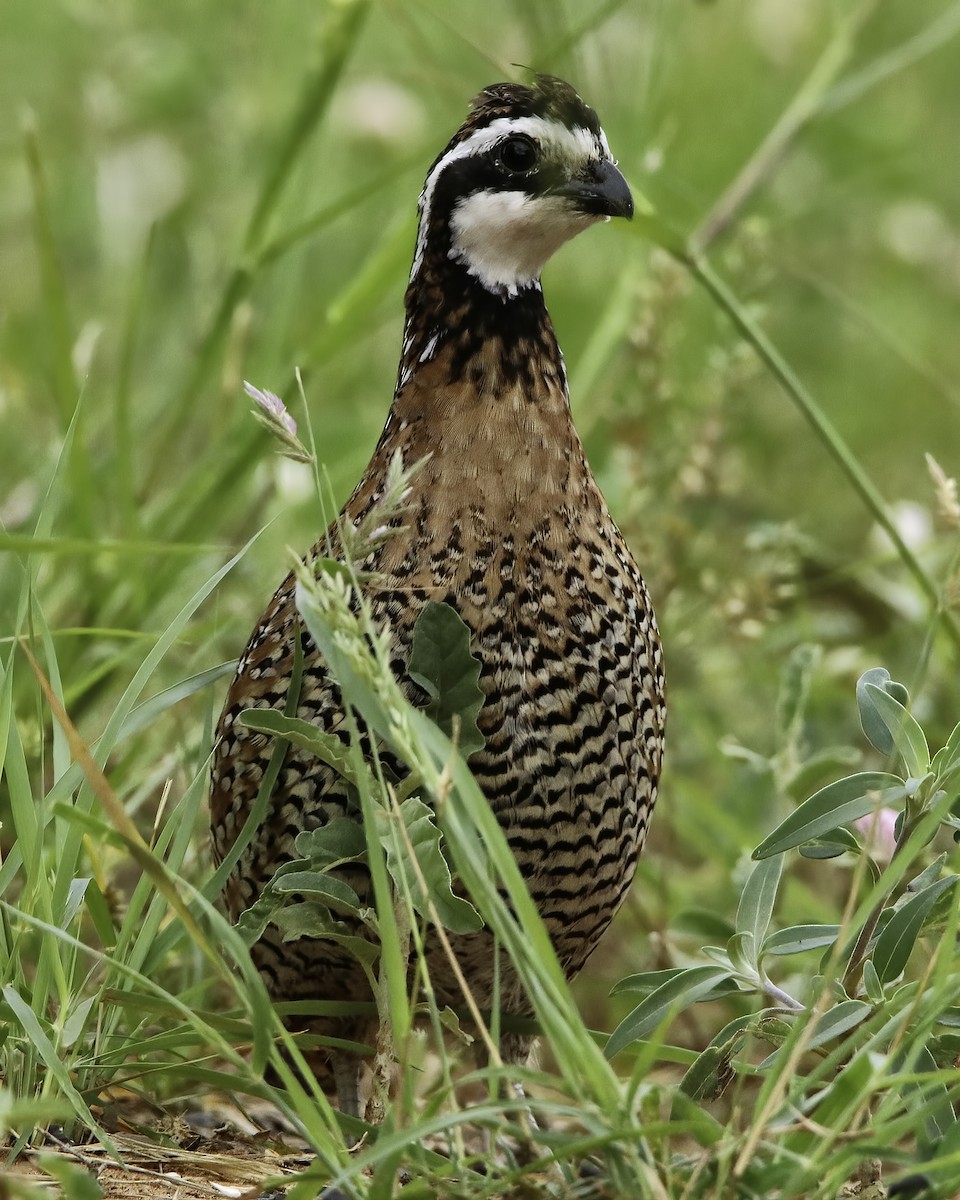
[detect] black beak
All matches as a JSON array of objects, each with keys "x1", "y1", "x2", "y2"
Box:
[{"x1": 556, "y1": 159, "x2": 634, "y2": 220}]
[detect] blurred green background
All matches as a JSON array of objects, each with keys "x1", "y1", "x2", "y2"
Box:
[{"x1": 2, "y1": 0, "x2": 959, "y2": 1029}]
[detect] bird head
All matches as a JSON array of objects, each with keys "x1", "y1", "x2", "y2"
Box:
[{"x1": 412, "y1": 75, "x2": 633, "y2": 299}]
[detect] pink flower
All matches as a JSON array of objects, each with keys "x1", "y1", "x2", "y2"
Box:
[{"x1": 854, "y1": 807, "x2": 899, "y2": 863}]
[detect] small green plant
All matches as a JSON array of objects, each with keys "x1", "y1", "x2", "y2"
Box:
[{"x1": 608, "y1": 662, "x2": 960, "y2": 1196}]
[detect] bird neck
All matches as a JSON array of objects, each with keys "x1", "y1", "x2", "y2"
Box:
[
  {"x1": 346, "y1": 270, "x2": 593, "y2": 537},
  {"x1": 396, "y1": 253, "x2": 567, "y2": 402},
  {"x1": 339, "y1": 259, "x2": 594, "y2": 543}
]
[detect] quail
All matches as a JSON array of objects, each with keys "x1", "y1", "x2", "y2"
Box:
[{"x1": 210, "y1": 75, "x2": 666, "y2": 1113}]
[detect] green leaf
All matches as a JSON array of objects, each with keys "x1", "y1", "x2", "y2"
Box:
[
  {"x1": 736, "y1": 855, "x2": 783, "y2": 956},
  {"x1": 726, "y1": 931, "x2": 758, "y2": 979},
  {"x1": 776, "y1": 643, "x2": 820, "y2": 743},
  {"x1": 863, "y1": 681, "x2": 930, "y2": 777},
  {"x1": 611, "y1": 968, "x2": 685, "y2": 996},
  {"x1": 2, "y1": 985, "x2": 116, "y2": 1155},
  {"x1": 235, "y1": 823, "x2": 369, "y2": 943},
  {"x1": 861, "y1": 958, "x2": 884, "y2": 1004},
  {"x1": 762, "y1": 1001, "x2": 872, "y2": 1072},
  {"x1": 783, "y1": 1051, "x2": 874, "y2": 1158},
  {"x1": 272, "y1": 869, "x2": 362, "y2": 913},
  {"x1": 806, "y1": 999, "x2": 871, "y2": 1049},
  {"x1": 761, "y1": 924, "x2": 840, "y2": 957},
  {"x1": 931, "y1": 718, "x2": 960, "y2": 778},
  {"x1": 116, "y1": 661, "x2": 236, "y2": 744},
  {"x1": 408, "y1": 602, "x2": 485, "y2": 758},
  {"x1": 375, "y1": 796, "x2": 482, "y2": 934},
  {"x1": 234, "y1": 889, "x2": 285, "y2": 945},
  {"x1": 896, "y1": 1045, "x2": 957, "y2": 1150},
  {"x1": 605, "y1": 966, "x2": 736, "y2": 1058},
  {"x1": 798, "y1": 826, "x2": 862, "y2": 859},
  {"x1": 295, "y1": 817, "x2": 368, "y2": 864},
  {"x1": 857, "y1": 667, "x2": 895, "y2": 752},
  {"x1": 273, "y1": 906, "x2": 380, "y2": 967},
  {"x1": 873, "y1": 874, "x2": 958, "y2": 983},
  {"x1": 753, "y1": 772, "x2": 906, "y2": 859},
  {"x1": 237, "y1": 708, "x2": 358, "y2": 786},
  {"x1": 62, "y1": 876, "x2": 89, "y2": 928},
  {"x1": 668, "y1": 1090, "x2": 725, "y2": 1148},
  {"x1": 906, "y1": 853, "x2": 947, "y2": 894},
  {"x1": 701, "y1": 945, "x2": 736, "y2": 971},
  {"x1": 679, "y1": 1013, "x2": 755, "y2": 1100},
  {"x1": 61, "y1": 995, "x2": 95, "y2": 1049},
  {"x1": 437, "y1": 1006, "x2": 475, "y2": 1047},
  {"x1": 936, "y1": 1007, "x2": 960, "y2": 1028},
  {"x1": 857, "y1": 668, "x2": 909, "y2": 755}
]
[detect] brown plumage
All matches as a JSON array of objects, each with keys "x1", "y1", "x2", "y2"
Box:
[{"x1": 210, "y1": 75, "x2": 665, "y2": 1111}]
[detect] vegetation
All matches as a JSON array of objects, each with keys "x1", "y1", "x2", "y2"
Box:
[{"x1": 2, "y1": 2, "x2": 960, "y2": 1196}]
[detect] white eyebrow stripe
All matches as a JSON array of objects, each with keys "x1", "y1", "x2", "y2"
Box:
[{"x1": 411, "y1": 115, "x2": 607, "y2": 281}]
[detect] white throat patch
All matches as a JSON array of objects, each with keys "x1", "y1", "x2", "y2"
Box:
[{"x1": 449, "y1": 190, "x2": 601, "y2": 297}]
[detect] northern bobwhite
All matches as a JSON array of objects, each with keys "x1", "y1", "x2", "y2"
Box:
[{"x1": 211, "y1": 75, "x2": 665, "y2": 1112}]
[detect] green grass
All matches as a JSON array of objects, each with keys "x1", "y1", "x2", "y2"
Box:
[{"x1": 3, "y1": 1, "x2": 960, "y2": 1196}]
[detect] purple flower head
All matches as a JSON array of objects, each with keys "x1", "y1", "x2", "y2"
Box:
[{"x1": 244, "y1": 380, "x2": 297, "y2": 437}]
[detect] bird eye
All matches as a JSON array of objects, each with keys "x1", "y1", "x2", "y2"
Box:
[{"x1": 497, "y1": 134, "x2": 538, "y2": 175}]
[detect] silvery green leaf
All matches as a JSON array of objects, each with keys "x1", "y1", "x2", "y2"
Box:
[
  {"x1": 61, "y1": 996, "x2": 95, "y2": 1049},
  {"x1": 896, "y1": 1045, "x2": 956, "y2": 1148},
  {"x1": 907, "y1": 853, "x2": 947, "y2": 894},
  {"x1": 761, "y1": 924, "x2": 840, "y2": 958},
  {"x1": 931, "y1": 719, "x2": 960, "y2": 778},
  {"x1": 861, "y1": 958, "x2": 884, "y2": 1004},
  {"x1": 806, "y1": 999, "x2": 871, "y2": 1050},
  {"x1": 858, "y1": 667, "x2": 896, "y2": 754},
  {"x1": 605, "y1": 966, "x2": 737, "y2": 1058},
  {"x1": 753, "y1": 773, "x2": 906, "y2": 859},
  {"x1": 798, "y1": 827, "x2": 861, "y2": 859},
  {"x1": 679, "y1": 1012, "x2": 756, "y2": 1100},
  {"x1": 611, "y1": 968, "x2": 685, "y2": 997},
  {"x1": 863, "y1": 682, "x2": 930, "y2": 778},
  {"x1": 873, "y1": 874, "x2": 958, "y2": 984},
  {"x1": 727, "y1": 931, "x2": 759, "y2": 979},
  {"x1": 736, "y1": 855, "x2": 783, "y2": 952}
]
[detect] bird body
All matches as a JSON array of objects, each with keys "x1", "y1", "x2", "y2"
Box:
[{"x1": 211, "y1": 75, "x2": 665, "y2": 1099}]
